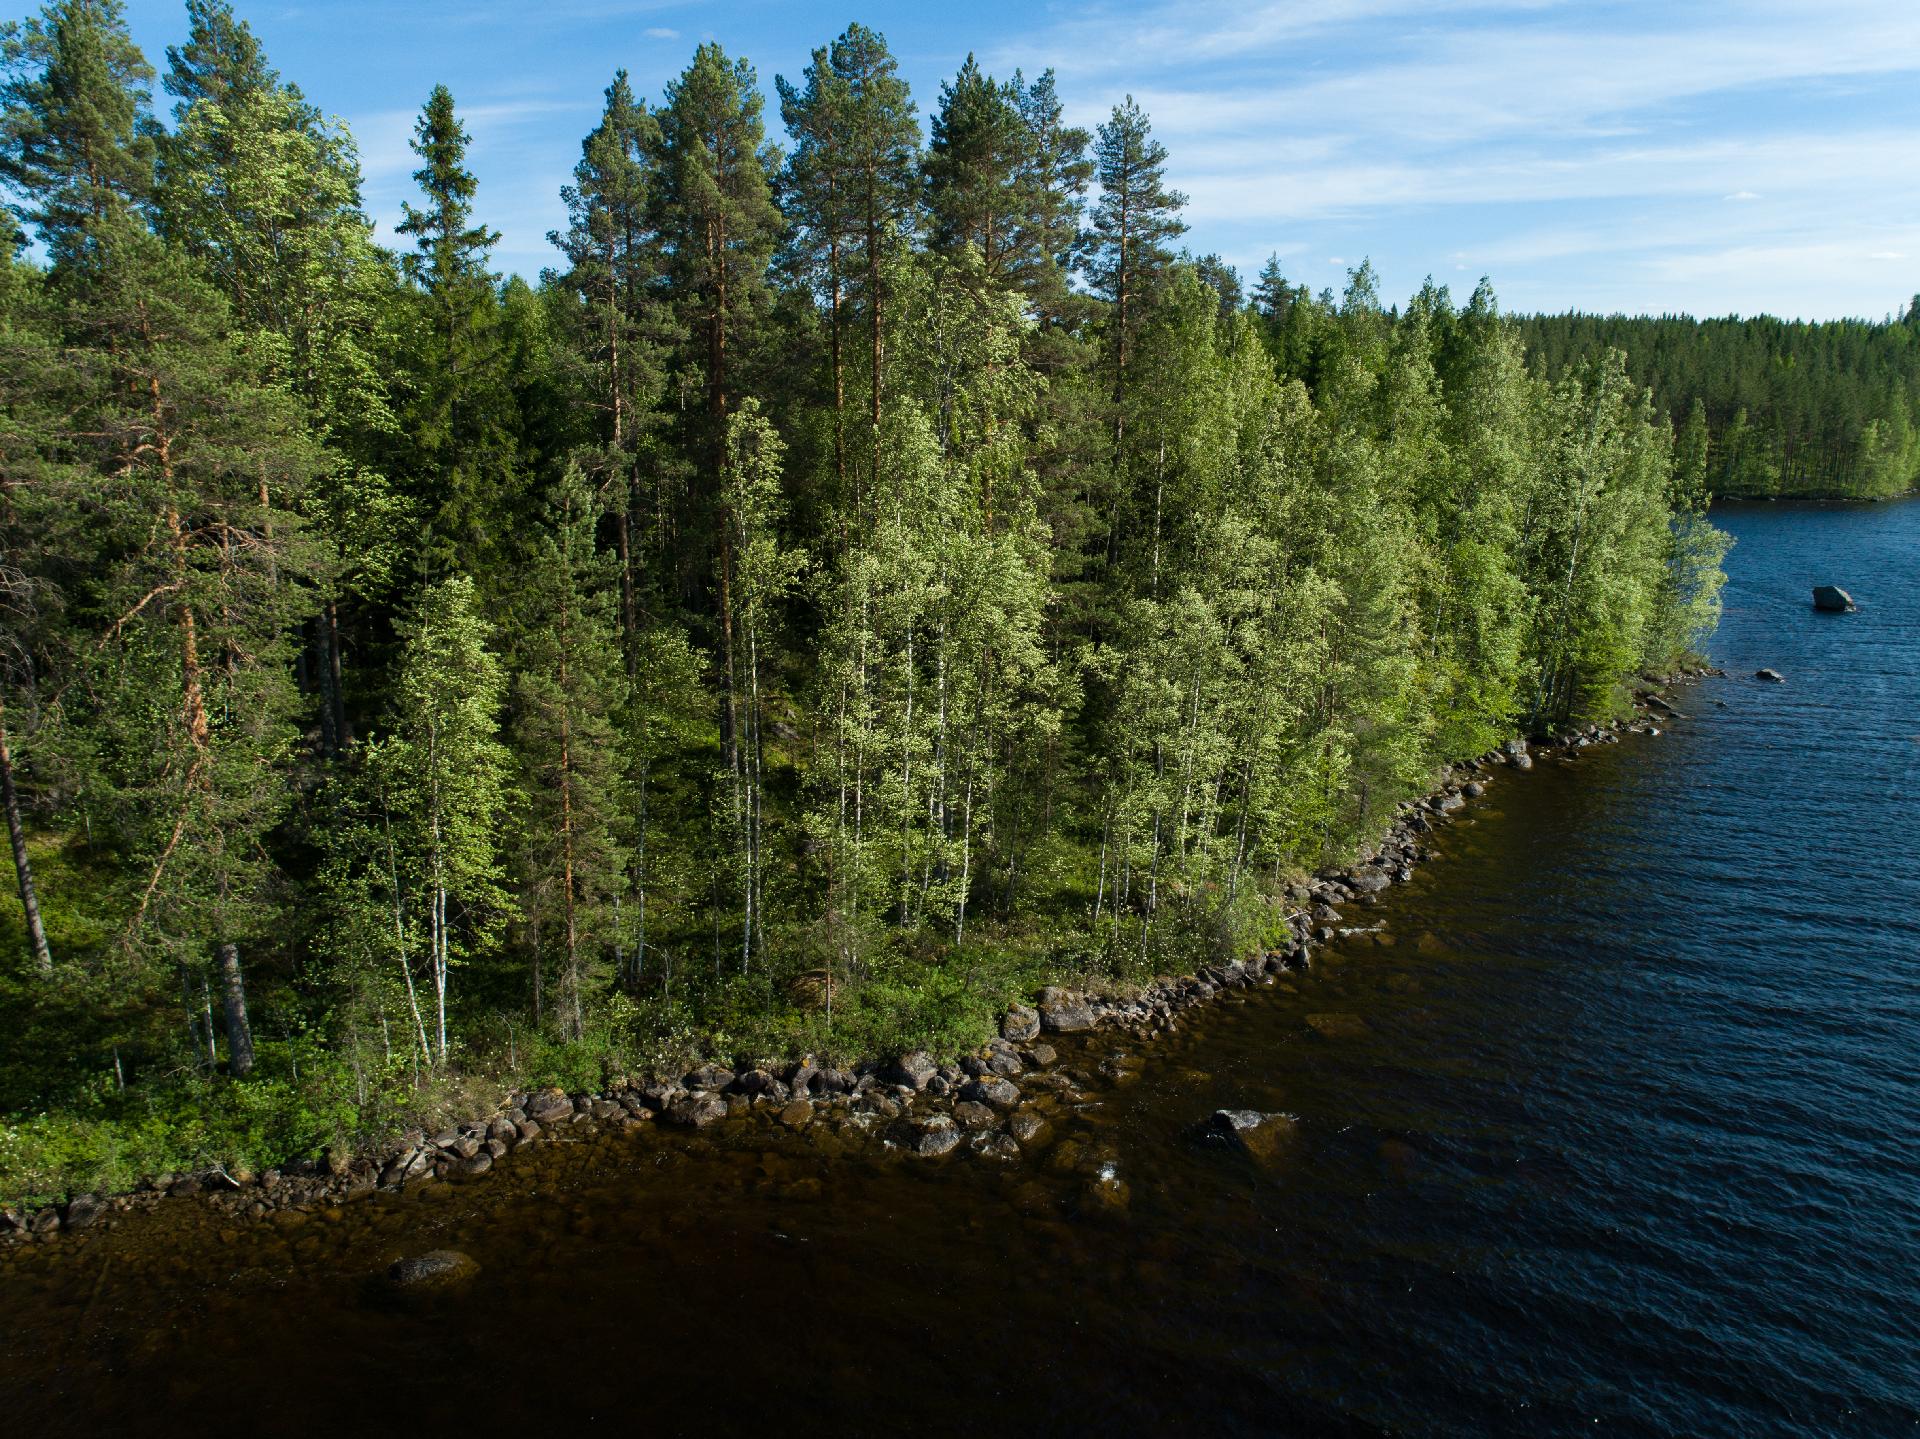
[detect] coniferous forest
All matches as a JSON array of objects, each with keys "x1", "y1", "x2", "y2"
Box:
[
  {"x1": 1520, "y1": 308, "x2": 1920, "y2": 499},
  {"x1": 10, "y1": 0, "x2": 1888, "y2": 1203}
]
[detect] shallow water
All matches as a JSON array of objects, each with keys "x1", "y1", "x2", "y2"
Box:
[{"x1": 3, "y1": 500, "x2": 1917, "y2": 1437}]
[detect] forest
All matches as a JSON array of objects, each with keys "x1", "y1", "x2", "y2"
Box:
[
  {"x1": 1, "y1": 0, "x2": 1740, "y2": 1202},
  {"x1": 1520, "y1": 308, "x2": 1920, "y2": 499}
]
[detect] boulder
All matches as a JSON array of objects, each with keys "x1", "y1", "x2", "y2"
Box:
[
  {"x1": 953, "y1": 1101, "x2": 999, "y2": 1131},
  {"x1": 523, "y1": 1090, "x2": 573, "y2": 1124},
  {"x1": 777, "y1": 1099, "x2": 814, "y2": 1129},
  {"x1": 960, "y1": 1075, "x2": 1021, "y2": 1110},
  {"x1": 891, "y1": 1051, "x2": 938, "y2": 1091},
  {"x1": 1038, "y1": 996, "x2": 1097, "y2": 1034},
  {"x1": 663, "y1": 1093, "x2": 728, "y2": 1129},
  {"x1": 730, "y1": 1068, "x2": 776, "y2": 1096},
  {"x1": 907, "y1": 1117, "x2": 961, "y2": 1158},
  {"x1": 1755, "y1": 668, "x2": 1785, "y2": 683},
  {"x1": 1347, "y1": 867, "x2": 1392, "y2": 894},
  {"x1": 62, "y1": 1194, "x2": 103, "y2": 1232},
  {"x1": 684, "y1": 1064, "x2": 735, "y2": 1092},
  {"x1": 1812, "y1": 585, "x2": 1855, "y2": 612},
  {"x1": 387, "y1": 1249, "x2": 480, "y2": 1291},
  {"x1": 985, "y1": 1045, "x2": 1025, "y2": 1079},
  {"x1": 1000, "y1": 1003, "x2": 1041, "y2": 1043},
  {"x1": 1007, "y1": 1109, "x2": 1052, "y2": 1148}
]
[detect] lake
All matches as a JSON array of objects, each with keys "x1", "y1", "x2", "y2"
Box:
[{"x1": 2, "y1": 498, "x2": 1915, "y2": 1436}]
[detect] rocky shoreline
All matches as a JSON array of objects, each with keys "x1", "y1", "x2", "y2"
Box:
[{"x1": 1, "y1": 671, "x2": 1717, "y2": 1244}]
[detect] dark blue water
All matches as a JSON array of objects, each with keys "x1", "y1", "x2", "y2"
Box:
[{"x1": 3, "y1": 500, "x2": 1916, "y2": 1436}]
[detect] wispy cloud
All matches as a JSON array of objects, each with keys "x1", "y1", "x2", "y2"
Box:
[{"x1": 1005, "y1": 0, "x2": 1920, "y2": 316}]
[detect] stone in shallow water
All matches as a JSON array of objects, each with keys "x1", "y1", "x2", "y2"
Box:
[
  {"x1": 891, "y1": 1051, "x2": 937, "y2": 1091},
  {"x1": 961, "y1": 1075, "x2": 1021, "y2": 1110},
  {"x1": 1007, "y1": 1109, "x2": 1052, "y2": 1148},
  {"x1": 953, "y1": 1101, "x2": 998, "y2": 1131},
  {"x1": 1198, "y1": 1108, "x2": 1296, "y2": 1166},
  {"x1": 909, "y1": 1118, "x2": 961, "y2": 1158},
  {"x1": 523, "y1": 1090, "x2": 573, "y2": 1124},
  {"x1": 387, "y1": 1249, "x2": 479, "y2": 1291},
  {"x1": 1305, "y1": 1013, "x2": 1368, "y2": 1040},
  {"x1": 777, "y1": 1100, "x2": 814, "y2": 1129},
  {"x1": 664, "y1": 1093, "x2": 728, "y2": 1129}
]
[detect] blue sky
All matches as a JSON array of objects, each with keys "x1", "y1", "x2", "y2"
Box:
[{"x1": 110, "y1": 0, "x2": 1920, "y2": 320}]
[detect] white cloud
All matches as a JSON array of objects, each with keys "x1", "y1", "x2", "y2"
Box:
[{"x1": 1001, "y1": 0, "x2": 1920, "y2": 315}]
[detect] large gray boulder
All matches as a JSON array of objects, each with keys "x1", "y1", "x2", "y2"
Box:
[
  {"x1": 1812, "y1": 585, "x2": 1855, "y2": 612},
  {"x1": 1038, "y1": 995, "x2": 1097, "y2": 1033}
]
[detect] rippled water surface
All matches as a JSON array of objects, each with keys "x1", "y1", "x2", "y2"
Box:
[{"x1": 3, "y1": 500, "x2": 1917, "y2": 1436}]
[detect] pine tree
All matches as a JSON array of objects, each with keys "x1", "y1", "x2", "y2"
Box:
[
  {"x1": 157, "y1": 0, "x2": 398, "y2": 757},
  {"x1": 3, "y1": 0, "x2": 326, "y2": 1074},
  {"x1": 549, "y1": 71, "x2": 668, "y2": 655},
  {"x1": 654, "y1": 43, "x2": 781, "y2": 765},
  {"x1": 512, "y1": 467, "x2": 627, "y2": 1038},
  {"x1": 776, "y1": 44, "x2": 855, "y2": 491},
  {"x1": 1011, "y1": 69, "x2": 1092, "y2": 324},
  {"x1": 924, "y1": 56, "x2": 1028, "y2": 283},
  {"x1": 0, "y1": 0, "x2": 154, "y2": 275},
  {"x1": 777, "y1": 26, "x2": 918, "y2": 500},
  {"x1": 1087, "y1": 97, "x2": 1187, "y2": 419}
]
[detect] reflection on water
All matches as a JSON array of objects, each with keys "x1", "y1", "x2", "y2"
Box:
[{"x1": 3, "y1": 500, "x2": 1917, "y2": 1436}]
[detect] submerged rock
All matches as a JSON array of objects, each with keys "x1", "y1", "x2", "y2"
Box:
[
  {"x1": 1755, "y1": 668, "x2": 1785, "y2": 683},
  {"x1": 1304, "y1": 1013, "x2": 1369, "y2": 1040},
  {"x1": 1197, "y1": 1109, "x2": 1296, "y2": 1165},
  {"x1": 387, "y1": 1249, "x2": 479, "y2": 1291}
]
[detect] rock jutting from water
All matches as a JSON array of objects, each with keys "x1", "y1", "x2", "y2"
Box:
[{"x1": 1812, "y1": 585, "x2": 1855, "y2": 612}]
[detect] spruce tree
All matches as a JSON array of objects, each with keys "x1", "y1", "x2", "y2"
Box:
[{"x1": 396, "y1": 84, "x2": 519, "y2": 591}]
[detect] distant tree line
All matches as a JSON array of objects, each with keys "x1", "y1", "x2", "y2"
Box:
[
  {"x1": 1518, "y1": 306, "x2": 1920, "y2": 500},
  {"x1": 0, "y1": 0, "x2": 1729, "y2": 1186}
]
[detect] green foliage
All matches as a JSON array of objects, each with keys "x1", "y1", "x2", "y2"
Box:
[
  {"x1": 1519, "y1": 310, "x2": 1920, "y2": 499},
  {"x1": 0, "y1": 5, "x2": 1746, "y2": 1202}
]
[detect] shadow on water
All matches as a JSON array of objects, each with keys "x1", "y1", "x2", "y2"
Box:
[{"x1": 2, "y1": 499, "x2": 1917, "y2": 1437}]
